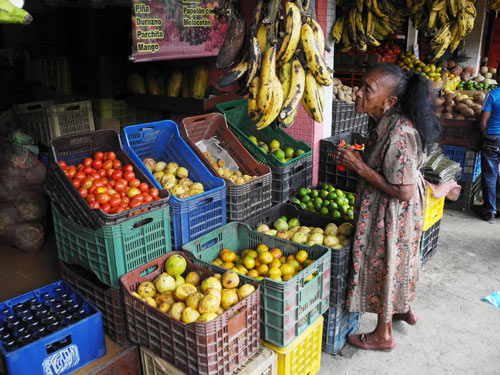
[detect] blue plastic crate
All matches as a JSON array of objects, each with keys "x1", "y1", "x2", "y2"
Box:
[
  {"x1": 440, "y1": 144, "x2": 481, "y2": 182},
  {"x1": 322, "y1": 305, "x2": 360, "y2": 355},
  {"x1": 122, "y1": 120, "x2": 227, "y2": 249},
  {"x1": 0, "y1": 280, "x2": 106, "y2": 375}
]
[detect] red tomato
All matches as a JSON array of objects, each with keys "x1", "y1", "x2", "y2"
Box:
[
  {"x1": 108, "y1": 151, "x2": 117, "y2": 161},
  {"x1": 77, "y1": 164, "x2": 84, "y2": 171},
  {"x1": 92, "y1": 159, "x2": 102, "y2": 170},
  {"x1": 153, "y1": 196, "x2": 160, "y2": 201},
  {"x1": 120, "y1": 196, "x2": 130, "y2": 207},
  {"x1": 100, "y1": 203, "x2": 111, "y2": 213},
  {"x1": 111, "y1": 170, "x2": 123, "y2": 181},
  {"x1": 96, "y1": 193, "x2": 110, "y2": 204},
  {"x1": 89, "y1": 201, "x2": 100, "y2": 209},
  {"x1": 106, "y1": 168, "x2": 115, "y2": 178},
  {"x1": 123, "y1": 164, "x2": 134, "y2": 172},
  {"x1": 107, "y1": 189, "x2": 117, "y2": 196},
  {"x1": 67, "y1": 166, "x2": 77, "y2": 179},
  {"x1": 103, "y1": 160, "x2": 113, "y2": 170},
  {"x1": 115, "y1": 206, "x2": 125, "y2": 213},
  {"x1": 94, "y1": 152, "x2": 104, "y2": 160},
  {"x1": 109, "y1": 195, "x2": 121, "y2": 207},
  {"x1": 129, "y1": 178, "x2": 140, "y2": 188},
  {"x1": 143, "y1": 194, "x2": 153, "y2": 203},
  {"x1": 139, "y1": 182, "x2": 149, "y2": 192},
  {"x1": 79, "y1": 188, "x2": 88, "y2": 198},
  {"x1": 127, "y1": 187, "x2": 140, "y2": 198},
  {"x1": 149, "y1": 188, "x2": 159, "y2": 198},
  {"x1": 109, "y1": 179, "x2": 116, "y2": 187},
  {"x1": 83, "y1": 166, "x2": 93, "y2": 175},
  {"x1": 86, "y1": 194, "x2": 96, "y2": 203},
  {"x1": 120, "y1": 191, "x2": 127, "y2": 198},
  {"x1": 114, "y1": 179, "x2": 127, "y2": 192},
  {"x1": 90, "y1": 172, "x2": 100, "y2": 180},
  {"x1": 124, "y1": 171, "x2": 135, "y2": 181},
  {"x1": 72, "y1": 179, "x2": 81, "y2": 189},
  {"x1": 133, "y1": 194, "x2": 144, "y2": 203},
  {"x1": 113, "y1": 160, "x2": 122, "y2": 169},
  {"x1": 100, "y1": 177, "x2": 109, "y2": 186},
  {"x1": 58, "y1": 161, "x2": 68, "y2": 170},
  {"x1": 82, "y1": 177, "x2": 94, "y2": 190},
  {"x1": 98, "y1": 169, "x2": 106, "y2": 178},
  {"x1": 130, "y1": 198, "x2": 142, "y2": 208},
  {"x1": 83, "y1": 158, "x2": 93, "y2": 167}
]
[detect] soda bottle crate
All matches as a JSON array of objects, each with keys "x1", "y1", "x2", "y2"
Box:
[
  {"x1": 0, "y1": 280, "x2": 106, "y2": 375},
  {"x1": 262, "y1": 316, "x2": 323, "y2": 375},
  {"x1": 179, "y1": 113, "x2": 272, "y2": 222},
  {"x1": 121, "y1": 120, "x2": 227, "y2": 249},
  {"x1": 182, "y1": 222, "x2": 331, "y2": 348},
  {"x1": 121, "y1": 252, "x2": 260, "y2": 375}
]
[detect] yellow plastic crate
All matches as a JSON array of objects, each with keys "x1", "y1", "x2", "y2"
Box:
[
  {"x1": 423, "y1": 186, "x2": 445, "y2": 231},
  {"x1": 140, "y1": 345, "x2": 277, "y2": 375},
  {"x1": 262, "y1": 316, "x2": 323, "y2": 375}
]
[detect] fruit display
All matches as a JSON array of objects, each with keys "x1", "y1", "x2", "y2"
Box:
[
  {"x1": 396, "y1": 52, "x2": 444, "y2": 83},
  {"x1": 433, "y1": 91, "x2": 486, "y2": 121},
  {"x1": 132, "y1": 254, "x2": 257, "y2": 323},
  {"x1": 59, "y1": 152, "x2": 161, "y2": 214},
  {"x1": 466, "y1": 62, "x2": 498, "y2": 90},
  {"x1": 368, "y1": 43, "x2": 403, "y2": 64},
  {"x1": 145, "y1": 158, "x2": 205, "y2": 199},
  {"x1": 331, "y1": 0, "x2": 407, "y2": 52},
  {"x1": 291, "y1": 184, "x2": 356, "y2": 221},
  {"x1": 211, "y1": 244, "x2": 317, "y2": 282},
  {"x1": 248, "y1": 136, "x2": 305, "y2": 163},
  {"x1": 127, "y1": 63, "x2": 209, "y2": 99},
  {"x1": 338, "y1": 139, "x2": 365, "y2": 151},
  {"x1": 456, "y1": 79, "x2": 497, "y2": 91},
  {"x1": 332, "y1": 78, "x2": 358, "y2": 104},
  {"x1": 254, "y1": 217, "x2": 354, "y2": 250},
  {"x1": 203, "y1": 150, "x2": 258, "y2": 184},
  {"x1": 215, "y1": 0, "x2": 332, "y2": 129},
  {"x1": 0, "y1": 0, "x2": 32, "y2": 25}
]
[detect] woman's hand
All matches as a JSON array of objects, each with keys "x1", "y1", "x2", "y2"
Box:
[{"x1": 335, "y1": 146, "x2": 366, "y2": 174}]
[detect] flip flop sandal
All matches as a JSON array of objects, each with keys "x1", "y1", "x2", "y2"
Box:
[{"x1": 348, "y1": 333, "x2": 396, "y2": 351}]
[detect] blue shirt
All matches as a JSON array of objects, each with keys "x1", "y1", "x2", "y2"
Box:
[{"x1": 482, "y1": 87, "x2": 500, "y2": 135}]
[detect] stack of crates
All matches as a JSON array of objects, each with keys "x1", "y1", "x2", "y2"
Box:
[
  {"x1": 45, "y1": 129, "x2": 173, "y2": 345},
  {"x1": 181, "y1": 222, "x2": 331, "y2": 375}
]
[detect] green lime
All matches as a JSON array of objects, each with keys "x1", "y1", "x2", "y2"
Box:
[
  {"x1": 314, "y1": 202, "x2": 322, "y2": 210},
  {"x1": 342, "y1": 204, "x2": 350, "y2": 213},
  {"x1": 285, "y1": 147, "x2": 295, "y2": 159},
  {"x1": 305, "y1": 188, "x2": 312, "y2": 194},
  {"x1": 348, "y1": 196, "x2": 355, "y2": 205},
  {"x1": 328, "y1": 185, "x2": 335, "y2": 192},
  {"x1": 272, "y1": 149, "x2": 286, "y2": 161},
  {"x1": 321, "y1": 183, "x2": 329, "y2": 191},
  {"x1": 333, "y1": 210, "x2": 341, "y2": 218},
  {"x1": 292, "y1": 198, "x2": 301, "y2": 205},
  {"x1": 320, "y1": 207, "x2": 329, "y2": 216},
  {"x1": 329, "y1": 201, "x2": 338, "y2": 210},
  {"x1": 306, "y1": 201, "x2": 314, "y2": 209},
  {"x1": 329, "y1": 192, "x2": 337, "y2": 200},
  {"x1": 294, "y1": 149, "x2": 305, "y2": 158},
  {"x1": 336, "y1": 189, "x2": 344, "y2": 198},
  {"x1": 315, "y1": 197, "x2": 323, "y2": 206},
  {"x1": 320, "y1": 190, "x2": 329, "y2": 199},
  {"x1": 308, "y1": 206, "x2": 316, "y2": 213},
  {"x1": 300, "y1": 202, "x2": 307, "y2": 210},
  {"x1": 298, "y1": 188, "x2": 307, "y2": 197},
  {"x1": 301, "y1": 195, "x2": 311, "y2": 203},
  {"x1": 323, "y1": 199, "x2": 330, "y2": 207},
  {"x1": 280, "y1": 216, "x2": 288, "y2": 222},
  {"x1": 311, "y1": 190, "x2": 319, "y2": 198}
]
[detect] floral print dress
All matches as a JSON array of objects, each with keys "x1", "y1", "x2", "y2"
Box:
[{"x1": 346, "y1": 109, "x2": 425, "y2": 322}]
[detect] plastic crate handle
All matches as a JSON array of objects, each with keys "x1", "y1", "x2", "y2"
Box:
[
  {"x1": 46, "y1": 334, "x2": 73, "y2": 355},
  {"x1": 227, "y1": 305, "x2": 248, "y2": 337},
  {"x1": 132, "y1": 217, "x2": 153, "y2": 229},
  {"x1": 65, "y1": 104, "x2": 81, "y2": 111},
  {"x1": 193, "y1": 196, "x2": 215, "y2": 208}
]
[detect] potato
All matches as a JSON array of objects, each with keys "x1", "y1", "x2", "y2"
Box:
[
  {"x1": 337, "y1": 90, "x2": 345, "y2": 101},
  {"x1": 443, "y1": 112, "x2": 454, "y2": 119},
  {"x1": 433, "y1": 97, "x2": 445, "y2": 107},
  {"x1": 459, "y1": 106, "x2": 474, "y2": 117},
  {"x1": 445, "y1": 105, "x2": 454, "y2": 114},
  {"x1": 463, "y1": 99, "x2": 474, "y2": 107},
  {"x1": 473, "y1": 108, "x2": 482, "y2": 117},
  {"x1": 473, "y1": 93, "x2": 485, "y2": 104},
  {"x1": 445, "y1": 99, "x2": 455, "y2": 107},
  {"x1": 333, "y1": 85, "x2": 338, "y2": 95},
  {"x1": 444, "y1": 93, "x2": 456, "y2": 101},
  {"x1": 454, "y1": 93, "x2": 463, "y2": 103},
  {"x1": 454, "y1": 114, "x2": 466, "y2": 120}
]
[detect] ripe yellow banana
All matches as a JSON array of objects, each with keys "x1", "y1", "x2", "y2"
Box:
[
  {"x1": 370, "y1": 0, "x2": 389, "y2": 20},
  {"x1": 257, "y1": 24, "x2": 267, "y2": 52},
  {"x1": 301, "y1": 23, "x2": 332, "y2": 86},
  {"x1": 216, "y1": 60, "x2": 248, "y2": 88},
  {"x1": 278, "y1": 61, "x2": 292, "y2": 101},
  {"x1": 310, "y1": 18, "x2": 325, "y2": 56},
  {"x1": 242, "y1": 36, "x2": 262, "y2": 90},
  {"x1": 248, "y1": 76, "x2": 260, "y2": 121},
  {"x1": 356, "y1": 0, "x2": 363, "y2": 13},
  {"x1": 301, "y1": 71, "x2": 323, "y2": 123},
  {"x1": 428, "y1": 10, "x2": 437, "y2": 30},
  {"x1": 457, "y1": 11, "x2": 467, "y2": 37},
  {"x1": 331, "y1": 16, "x2": 344, "y2": 44},
  {"x1": 355, "y1": 9, "x2": 365, "y2": 36},
  {"x1": 258, "y1": 46, "x2": 277, "y2": 116},
  {"x1": 432, "y1": 0, "x2": 447, "y2": 11},
  {"x1": 257, "y1": 76, "x2": 283, "y2": 130},
  {"x1": 449, "y1": 0, "x2": 458, "y2": 17},
  {"x1": 449, "y1": 24, "x2": 461, "y2": 52},
  {"x1": 277, "y1": 2, "x2": 301, "y2": 65},
  {"x1": 278, "y1": 107, "x2": 297, "y2": 128},
  {"x1": 280, "y1": 59, "x2": 305, "y2": 121}
]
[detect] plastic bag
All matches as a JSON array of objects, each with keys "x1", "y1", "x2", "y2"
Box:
[{"x1": 482, "y1": 291, "x2": 500, "y2": 309}]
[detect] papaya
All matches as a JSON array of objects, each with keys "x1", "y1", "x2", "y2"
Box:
[
  {"x1": 127, "y1": 73, "x2": 146, "y2": 94},
  {"x1": 147, "y1": 77, "x2": 160, "y2": 95},
  {"x1": 191, "y1": 63, "x2": 209, "y2": 99},
  {"x1": 166, "y1": 69, "x2": 183, "y2": 97},
  {"x1": 181, "y1": 68, "x2": 192, "y2": 98}
]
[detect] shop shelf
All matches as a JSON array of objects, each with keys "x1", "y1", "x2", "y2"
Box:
[
  {"x1": 444, "y1": 175, "x2": 481, "y2": 211},
  {"x1": 52, "y1": 203, "x2": 172, "y2": 288},
  {"x1": 318, "y1": 132, "x2": 368, "y2": 192},
  {"x1": 262, "y1": 316, "x2": 323, "y2": 375},
  {"x1": 58, "y1": 260, "x2": 129, "y2": 345},
  {"x1": 45, "y1": 129, "x2": 170, "y2": 230},
  {"x1": 332, "y1": 101, "x2": 369, "y2": 135},
  {"x1": 423, "y1": 185, "x2": 445, "y2": 231},
  {"x1": 0, "y1": 280, "x2": 106, "y2": 375},
  {"x1": 440, "y1": 144, "x2": 481, "y2": 182},
  {"x1": 180, "y1": 113, "x2": 272, "y2": 222},
  {"x1": 121, "y1": 120, "x2": 227, "y2": 249},
  {"x1": 182, "y1": 222, "x2": 331, "y2": 348},
  {"x1": 121, "y1": 252, "x2": 260, "y2": 375},
  {"x1": 140, "y1": 345, "x2": 277, "y2": 375},
  {"x1": 420, "y1": 219, "x2": 441, "y2": 265},
  {"x1": 322, "y1": 306, "x2": 360, "y2": 355},
  {"x1": 439, "y1": 118, "x2": 481, "y2": 151}
]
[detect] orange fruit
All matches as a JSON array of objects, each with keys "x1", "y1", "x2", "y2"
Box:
[
  {"x1": 242, "y1": 256, "x2": 256, "y2": 270},
  {"x1": 303, "y1": 259, "x2": 314, "y2": 267},
  {"x1": 254, "y1": 258, "x2": 261, "y2": 267},
  {"x1": 268, "y1": 267, "x2": 282, "y2": 277},
  {"x1": 282, "y1": 274, "x2": 294, "y2": 281},
  {"x1": 287, "y1": 254, "x2": 295, "y2": 261},
  {"x1": 257, "y1": 264, "x2": 269, "y2": 276},
  {"x1": 246, "y1": 250, "x2": 258, "y2": 258},
  {"x1": 259, "y1": 251, "x2": 273, "y2": 265},
  {"x1": 286, "y1": 259, "x2": 300, "y2": 273},
  {"x1": 269, "y1": 274, "x2": 282, "y2": 282},
  {"x1": 256, "y1": 244, "x2": 269, "y2": 254},
  {"x1": 279, "y1": 256, "x2": 287, "y2": 264},
  {"x1": 295, "y1": 250, "x2": 308, "y2": 264},
  {"x1": 221, "y1": 250, "x2": 236, "y2": 262},
  {"x1": 247, "y1": 269, "x2": 259, "y2": 278},
  {"x1": 280, "y1": 264, "x2": 295, "y2": 276},
  {"x1": 222, "y1": 262, "x2": 234, "y2": 269},
  {"x1": 212, "y1": 258, "x2": 223, "y2": 266},
  {"x1": 270, "y1": 248, "x2": 282, "y2": 259},
  {"x1": 270, "y1": 259, "x2": 282, "y2": 269},
  {"x1": 240, "y1": 249, "x2": 250, "y2": 258},
  {"x1": 237, "y1": 266, "x2": 248, "y2": 275}
]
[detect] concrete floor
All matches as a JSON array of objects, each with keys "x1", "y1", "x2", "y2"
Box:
[{"x1": 319, "y1": 209, "x2": 500, "y2": 375}]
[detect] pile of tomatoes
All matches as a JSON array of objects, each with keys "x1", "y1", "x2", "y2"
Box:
[
  {"x1": 368, "y1": 43, "x2": 402, "y2": 64},
  {"x1": 58, "y1": 151, "x2": 161, "y2": 215}
]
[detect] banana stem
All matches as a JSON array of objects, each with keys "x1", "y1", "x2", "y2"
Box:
[{"x1": 263, "y1": 0, "x2": 280, "y2": 46}]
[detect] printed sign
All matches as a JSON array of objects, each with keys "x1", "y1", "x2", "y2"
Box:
[
  {"x1": 42, "y1": 344, "x2": 80, "y2": 375},
  {"x1": 131, "y1": 0, "x2": 229, "y2": 62}
]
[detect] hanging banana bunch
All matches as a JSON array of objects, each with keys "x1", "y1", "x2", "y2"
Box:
[
  {"x1": 408, "y1": 0, "x2": 477, "y2": 60},
  {"x1": 215, "y1": 0, "x2": 333, "y2": 130},
  {"x1": 331, "y1": 0, "x2": 408, "y2": 53},
  {"x1": 488, "y1": 0, "x2": 500, "y2": 11}
]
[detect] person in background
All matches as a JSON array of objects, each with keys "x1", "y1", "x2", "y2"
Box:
[
  {"x1": 335, "y1": 63, "x2": 440, "y2": 350},
  {"x1": 477, "y1": 69, "x2": 500, "y2": 224}
]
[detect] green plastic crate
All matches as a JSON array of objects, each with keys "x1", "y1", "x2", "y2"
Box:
[
  {"x1": 216, "y1": 99, "x2": 312, "y2": 167},
  {"x1": 182, "y1": 222, "x2": 331, "y2": 348},
  {"x1": 52, "y1": 203, "x2": 172, "y2": 288}
]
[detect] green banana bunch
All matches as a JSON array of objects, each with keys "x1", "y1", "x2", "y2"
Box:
[{"x1": 0, "y1": 0, "x2": 32, "y2": 24}]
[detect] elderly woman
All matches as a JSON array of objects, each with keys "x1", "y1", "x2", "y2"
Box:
[{"x1": 335, "y1": 63, "x2": 440, "y2": 351}]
